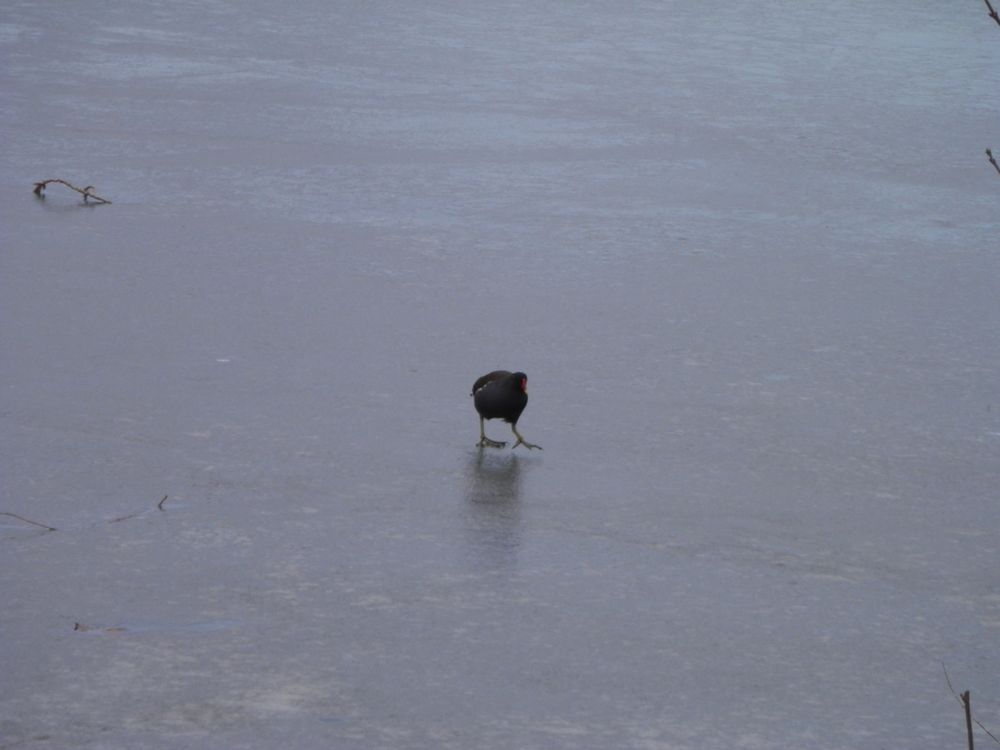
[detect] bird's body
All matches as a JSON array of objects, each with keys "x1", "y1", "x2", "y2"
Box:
[
  {"x1": 472, "y1": 370, "x2": 528, "y2": 423},
  {"x1": 471, "y1": 370, "x2": 541, "y2": 450}
]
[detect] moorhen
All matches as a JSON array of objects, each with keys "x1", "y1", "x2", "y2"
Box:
[{"x1": 471, "y1": 370, "x2": 542, "y2": 450}]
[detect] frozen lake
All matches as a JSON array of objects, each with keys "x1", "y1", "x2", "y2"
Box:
[{"x1": 2, "y1": 2, "x2": 999, "y2": 747}]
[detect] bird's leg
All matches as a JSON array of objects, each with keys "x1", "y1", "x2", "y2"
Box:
[
  {"x1": 477, "y1": 415, "x2": 506, "y2": 448},
  {"x1": 510, "y1": 424, "x2": 542, "y2": 450}
]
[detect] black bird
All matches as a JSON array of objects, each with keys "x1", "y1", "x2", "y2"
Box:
[{"x1": 471, "y1": 370, "x2": 542, "y2": 450}]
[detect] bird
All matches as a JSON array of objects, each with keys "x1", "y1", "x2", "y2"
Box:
[{"x1": 471, "y1": 370, "x2": 542, "y2": 450}]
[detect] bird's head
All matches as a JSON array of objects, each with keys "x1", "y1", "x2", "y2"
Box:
[{"x1": 512, "y1": 372, "x2": 528, "y2": 393}]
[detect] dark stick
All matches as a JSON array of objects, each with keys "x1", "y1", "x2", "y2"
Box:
[
  {"x1": 963, "y1": 691, "x2": 975, "y2": 750},
  {"x1": 985, "y1": 0, "x2": 1000, "y2": 26},
  {"x1": 943, "y1": 663, "x2": 1000, "y2": 746},
  {"x1": 0, "y1": 511, "x2": 57, "y2": 532},
  {"x1": 157, "y1": 495, "x2": 168, "y2": 511},
  {"x1": 32, "y1": 179, "x2": 112, "y2": 204},
  {"x1": 987, "y1": 149, "x2": 1000, "y2": 175}
]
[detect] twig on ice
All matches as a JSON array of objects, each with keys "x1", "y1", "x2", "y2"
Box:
[
  {"x1": 0, "y1": 511, "x2": 57, "y2": 532},
  {"x1": 942, "y1": 663, "x2": 1000, "y2": 746},
  {"x1": 985, "y1": 0, "x2": 1000, "y2": 26},
  {"x1": 987, "y1": 149, "x2": 1000, "y2": 176},
  {"x1": 33, "y1": 179, "x2": 112, "y2": 204},
  {"x1": 111, "y1": 494, "x2": 171, "y2": 522},
  {"x1": 963, "y1": 691, "x2": 975, "y2": 750}
]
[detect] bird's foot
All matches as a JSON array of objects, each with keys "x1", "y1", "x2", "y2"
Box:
[
  {"x1": 512, "y1": 438, "x2": 542, "y2": 451},
  {"x1": 477, "y1": 438, "x2": 507, "y2": 449}
]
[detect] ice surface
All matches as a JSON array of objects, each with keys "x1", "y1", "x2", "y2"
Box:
[{"x1": 1, "y1": 2, "x2": 999, "y2": 748}]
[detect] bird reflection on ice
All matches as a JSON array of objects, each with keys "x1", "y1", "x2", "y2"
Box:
[
  {"x1": 465, "y1": 450, "x2": 522, "y2": 505},
  {"x1": 461, "y1": 451, "x2": 523, "y2": 572}
]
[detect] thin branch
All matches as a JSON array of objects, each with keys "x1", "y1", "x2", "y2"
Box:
[
  {"x1": 942, "y1": 663, "x2": 1000, "y2": 746},
  {"x1": 74, "y1": 622, "x2": 126, "y2": 633},
  {"x1": 4, "y1": 495, "x2": 170, "y2": 535},
  {"x1": 944, "y1": 662, "x2": 962, "y2": 704},
  {"x1": 987, "y1": 149, "x2": 1000, "y2": 176},
  {"x1": 985, "y1": 0, "x2": 1000, "y2": 26},
  {"x1": 0, "y1": 511, "x2": 57, "y2": 532},
  {"x1": 33, "y1": 179, "x2": 112, "y2": 204},
  {"x1": 979, "y1": 715, "x2": 1000, "y2": 746},
  {"x1": 110, "y1": 494, "x2": 172, "y2": 522}
]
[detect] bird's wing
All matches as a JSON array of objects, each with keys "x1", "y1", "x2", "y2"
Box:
[{"x1": 471, "y1": 370, "x2": 511, "y2": 396}]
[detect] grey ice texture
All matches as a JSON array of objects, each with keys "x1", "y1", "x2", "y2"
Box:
[{"x1": 1, "y1": 1, "x2": 999, "y2": 748}]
